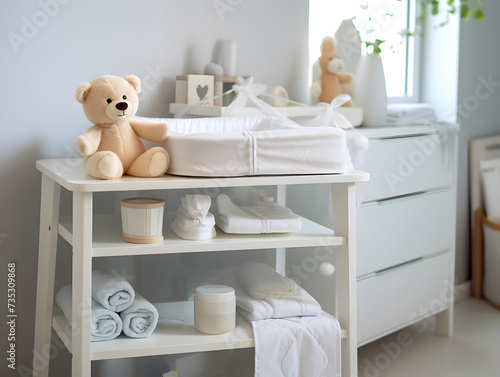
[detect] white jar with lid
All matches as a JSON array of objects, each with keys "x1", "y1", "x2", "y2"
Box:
[{"x1": 194, "y1": 285, "x2": 235, "y2": 335}]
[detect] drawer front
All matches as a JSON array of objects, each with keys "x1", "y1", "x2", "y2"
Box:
[
  {"x1": 356, "y1": 132, "x2": 455, "y2": 202},
  {"x1": 357, "y1": 188, "x2": 454, "y2": 276},
  {"x1": 357, "y1": 252, "x2": 451, "y2": 345}
]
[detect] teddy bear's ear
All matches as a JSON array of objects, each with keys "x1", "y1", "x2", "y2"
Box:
[
  {"x1": 320, "y1": 37, "x2": 335, "y2": 54},
  {"x1": 75, "y1": 82, "x2": 91, "y2": 104},
  {"x1": 124, "y1": 75, "x2": 141, "y2": 93}
]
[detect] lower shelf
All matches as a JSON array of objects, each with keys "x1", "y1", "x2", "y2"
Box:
[{"x1": 52, "y1": 301, "x2": 347, "y2": 360}]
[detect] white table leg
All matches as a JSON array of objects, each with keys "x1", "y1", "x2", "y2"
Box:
[
  {"x1": 33, "y1": 175, "x2": 61, "y2": 377},
  {"x1": 331, "y1": 183, "x2": 357, "y2": 377},
  {"x1": 72, "y1": 192, "x2": 93, "y2": 377}
]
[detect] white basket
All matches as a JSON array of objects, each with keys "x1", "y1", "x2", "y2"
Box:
[{"x1": 120, "y1": 198, "x2": 165, "y2": 244}]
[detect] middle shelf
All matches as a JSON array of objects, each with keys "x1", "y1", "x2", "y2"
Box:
[
  {"x1": 58, "y1": 215, "x2": 344, "y2": 257},
  {"x1": 52, "y1": 301, "x2": 348, "y2": 361}
]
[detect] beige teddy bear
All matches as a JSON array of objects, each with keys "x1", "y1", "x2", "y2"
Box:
[
  {"x1": 312, "y1": 36, "x2": 354, "y2": 106},
  {"x1": 75, "y1": 75, "x2": 170, "y2": 180}
]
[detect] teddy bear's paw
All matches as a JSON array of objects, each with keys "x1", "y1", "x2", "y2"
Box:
[
  {"x1": 76, "y1": 135, "x2": 94, "y2": 156},
  {"x1": 311, "y1": 81, "x2": 322, "y2": 98},
  {"x1": 127, "y1": 147, "x2": 170, "y2": 178},
  {"x1": 98, "y1": 156, "x2": 121, "y2": 178},
  {"x1": 149, "y1": 152, "x2": 169, "y2": 176},
  {"x1": 85, "y1": 152, "x2": 123, "y2": 180}
]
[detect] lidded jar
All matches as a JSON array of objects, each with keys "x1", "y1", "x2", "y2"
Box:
[{"x1": 194, "y1": 285, "x2": 235, "y2": 335}]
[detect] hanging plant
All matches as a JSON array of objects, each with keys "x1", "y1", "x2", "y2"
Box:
[{"x1": 411, "y1": 0, "x2": 485, "y2": 36}]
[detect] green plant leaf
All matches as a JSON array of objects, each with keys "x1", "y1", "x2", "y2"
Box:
[
  {"x1": 461, "y1": 5, "x2": 472, "y2": 20},
  {"x1": 474, "y1": 8, "x2": 485, "y2": 21},
  {"x1": 476, "y1": 0, "x2": 484, "y2": 7},
  {"x1": 447, "y1": 0, "x2": 454, "y2": 5}
]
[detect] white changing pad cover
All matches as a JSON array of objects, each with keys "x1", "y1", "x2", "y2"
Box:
[{"x1": 138, "y1": 116, "x2": 353, "y2": 177}]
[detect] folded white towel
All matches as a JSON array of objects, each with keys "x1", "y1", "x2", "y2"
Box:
[
  {"x1": 252, "y1": 313, "x2": 341, "y2": 377},
  {"x1": 237, "y1": 263, "x2": 299, "y2": 299},
  {"x1": 92, "y1": 270, "x2": 135, "y2": 312},
  {"x1": 236, "y1": 283, "x2": 322, "y2": 321},
  {"x1": 386, "y1": 103, "x2": 437, "y2": 125},
  {"x1": 215, "y1": 194, "x2": 302, "y2": 234},
  {"x1": 171, "y1": 194, "x2": 216, "y2": 240},
  {"x1": 55, "y1": 285, "x2": 123, "y2": 342},
  {"x1": 120, "y1": 293, "x2": 159, "y2": 338}
]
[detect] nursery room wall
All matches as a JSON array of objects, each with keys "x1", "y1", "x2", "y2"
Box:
[
  {"x1": 0, "y1": 1, "x2": 310, "y2": 376},
  {"x1": 455, "y1": 0, "x2": 500, "y2": 284}
]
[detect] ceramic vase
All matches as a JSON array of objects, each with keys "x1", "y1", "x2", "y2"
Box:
[{"x1": 355, "y1": 54, "x2": 387, "y2": 127}]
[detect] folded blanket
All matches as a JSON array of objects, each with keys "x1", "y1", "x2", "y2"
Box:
[
  {"x1": 237, "y1": 263, "x2": 299, "y2": 299},
  {"x1": 252, "y1": 313, "x2": 341, "y2": 377},
  {"x1": 55, "y1": 285, "x2": 122, "y2": 342},
  {"x1": 120, "y1": 293, "x2": 159, "y2": 338},
  {"x1": 92, "y1": 270, "x2": 135, "y2": 312},
  {"x1": 386, "y1": 103, "x2": 437, "y2": 125},
  {"x1": 236, "y1": 282, "x2": 322, "y2": 321},
  {"x1": 215, "y1": 194, "x2": 302, "y2": 234}
]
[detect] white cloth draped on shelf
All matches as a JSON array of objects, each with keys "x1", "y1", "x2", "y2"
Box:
[
  {"x1": 253, "y1": 314, "x2": 341, "y2": 377},
  {"x1": 213, "y1": 263, "x2": 341, "y2": 377}
]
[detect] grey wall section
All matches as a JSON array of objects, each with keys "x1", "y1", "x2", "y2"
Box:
[
  {"x1": 455, "y1": 0, "x2": 500, "y2": 283},
  {"x1": 0, "y1": 1, "x2": 309, "y2": 376},
  {"x1": 420, "y1": 0, "x2": 500, "y2": 284}
]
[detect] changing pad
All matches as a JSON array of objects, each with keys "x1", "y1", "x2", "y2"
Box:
[{"x1": 138, "y1": 116, "x2": 353, "y2": 177}]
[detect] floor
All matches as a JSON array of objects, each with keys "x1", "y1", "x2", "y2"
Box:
[{"x1": 357, "y1": 298, "x2": 500, "y2": 377}]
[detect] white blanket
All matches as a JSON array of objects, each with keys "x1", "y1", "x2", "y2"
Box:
[
  {"x1": 236, "y1": 281, "x2": 322, "y2": 321},
  {"x1": 120, "y1": 293, "x2": 159, "y2": 338},
  {"x1": 215, "y1": 194, "x2": 302, "y2": 234},
  {"x1": 237, "y1": 262, "x2": 299, "y2": 299},
  {"x1": 55, "y1": 285, "x2": 123, "y2": 342},
  {"x1": 252, "y1": 314, "x2": 341, "y2": 377},
  {"x1": 92, "y1": 270, "x2": 135, "y2": 312}
]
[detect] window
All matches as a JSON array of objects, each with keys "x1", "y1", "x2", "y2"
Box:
[{"x1": 309, "y1": 0, "x2": 419, "y2": 101}]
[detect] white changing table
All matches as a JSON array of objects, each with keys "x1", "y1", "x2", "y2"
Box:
[{"x1": 33, "y1": 158, "x2": 368, "y2": 377}]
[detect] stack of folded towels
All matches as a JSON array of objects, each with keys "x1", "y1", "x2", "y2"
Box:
[
  {"x1": 226, "y1": 263, "x2": 341, "y2": 377},
  {"x1": 386, "y1": 103, "x2": 437, "y2": 125},
  {"x1": 215, "y1": 194, "x2": 302, "y2": 234},
  {"x1": 55, "y1": 270, "x2": 158, "y2": 342}
]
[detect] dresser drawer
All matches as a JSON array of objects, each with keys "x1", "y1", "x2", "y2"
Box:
[
  {"x1": 357, "y1": 188, "x2": 454, "y2": 276},
  {"x1": 356, "y1": 131, "x2": 454, "y2": 202},
  {"x1": 357, "y1": 252, "x2": 451, "y2": 345}
]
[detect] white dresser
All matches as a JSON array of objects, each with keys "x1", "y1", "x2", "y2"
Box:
[{"x1": 353, "y1": 124, "x2": 459, "y2": 346}]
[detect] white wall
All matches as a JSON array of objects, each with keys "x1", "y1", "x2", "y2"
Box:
[
  {"x1": 418, "y1": 0, "x2": 500, "y2": 284},
  {"x1": 454, "y1": 0, "x2": 500, "y2": 283},
  {"x1": 0, "y1": 1, "x2": 310, "y2": 376}
]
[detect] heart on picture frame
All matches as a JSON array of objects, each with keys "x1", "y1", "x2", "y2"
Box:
[{"x1": 197, "y1": 85, "x2": 208, "y2": 100}]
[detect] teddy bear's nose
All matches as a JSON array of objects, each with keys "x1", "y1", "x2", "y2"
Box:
[{"x1": 116, "y1": 102, "x2": 128, "y2": 111}]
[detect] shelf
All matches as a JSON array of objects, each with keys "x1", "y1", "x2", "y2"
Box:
[
  {"x1": 58, "y1": 214, "x2": 344, "y2": 257},
  {"x1": 52, "y1": 301, "x2": 347, "y2": 360},
  {"x1": 36, "y1": 159, "x2": 369, "y2": 193}
]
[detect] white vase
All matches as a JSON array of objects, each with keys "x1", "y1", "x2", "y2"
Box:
[{"x1": 355, "y1": 54, "x2": 387, "y2": 127}]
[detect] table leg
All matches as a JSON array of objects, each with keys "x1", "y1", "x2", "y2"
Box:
[
  {"x1": 331, "y1": 183, "x2": 358, "y2": 377},
  {"x1": 72, "y1": 192, "x2": 93, "y2": 377},
  {"x1": 33, "y1": 175, "x2": 61, "y2": 377}
]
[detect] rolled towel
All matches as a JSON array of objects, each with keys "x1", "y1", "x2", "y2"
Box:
[
  {"x1": 237, "y1": 263, "x2": 300, "y2": 299},
  {"x1": 55, "y1": 285, "x2": 123, "y2": 342},
  {"x1": 92, "y1": 270, "x2": 135, "y2": 312},
  {"x1": 120, "y1": 293, "x2": 159, "y2": 338}
]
